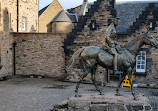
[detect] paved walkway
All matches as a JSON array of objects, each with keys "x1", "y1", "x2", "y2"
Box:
[{"x1": 0, "y1": 77, "x2": 157, "y2": 111}]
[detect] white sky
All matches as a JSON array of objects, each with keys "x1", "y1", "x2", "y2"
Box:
[{"x1": 39, "y1": 0, "x2": 158, "y2": 10}]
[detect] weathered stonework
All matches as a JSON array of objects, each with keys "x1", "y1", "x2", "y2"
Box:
[
  {"x1": 11, "y1": 33, "x2": 66, "y2": 78},
  {"x1": 0, "y1": 8, "x2": 14, "y2": 75},
  {"x1": 0, "y1": 0, "x2": 38, "y2": 75},
  {"x1": 0, "y1": 0, "x2": 38, "y2": 32},
  {"x1": 52, "y1": 22, "x2": 75, "y2": 34},
  {"x1": 52, "y1": 92, "x2": 152, "y2": 111},
  {"x1": 18, "y1": 0, "x2": 39, "y2": 32},
  {"x1": 0, "y1": 0, "x2": 157, "y2": 87}
]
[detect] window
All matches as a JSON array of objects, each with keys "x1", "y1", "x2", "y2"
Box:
[
  {"x1": 149, "y1": 22, "x2": 153, "y2": 29},
  {"x1": 22, "y1": 17, "x2": 26, "y2": 31},
  {"x1": 149, "y1": 20, "x2": 155, "y2": 31},
  {"x1": 35, "y1": 20, "x2": 37, "y2": 31},
  {"x1": 90, "y1": 20, "x2": 97, "y2": 30},
  {"x1": 136, "y1": 51, "x2": 146, "y2": 73}
]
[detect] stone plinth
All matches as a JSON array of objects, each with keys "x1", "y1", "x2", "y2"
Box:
[{"x1": 52, "y1": 92, "x2": 152, "y2": 111}]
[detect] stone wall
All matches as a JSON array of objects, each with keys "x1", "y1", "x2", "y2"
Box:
[
  {"x1": 0, "y1": 0, "x2": 38, "y2": 32},
  {"x1": 52, "y1": 22, "x2": 74, "y2": 34},
  {"x1": 12, "y1": 33, "x2": 66, "y2": 78},
  {"x1": 0, "y1": 7, "x2": 14, "y2": 75}
]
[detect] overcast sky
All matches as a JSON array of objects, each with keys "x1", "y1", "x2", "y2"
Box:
[{"x1": 39, "y1": 0, "x2": 158, "y2": 10}]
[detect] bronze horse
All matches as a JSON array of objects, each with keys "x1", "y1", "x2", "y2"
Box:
[{"x1": 69, "y1": 33, "x2": 158, "y2": 100}]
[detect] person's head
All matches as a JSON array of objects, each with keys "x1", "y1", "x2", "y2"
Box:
[{"x1": 111, "y1": 17, "x2": 119, "y2": 26}]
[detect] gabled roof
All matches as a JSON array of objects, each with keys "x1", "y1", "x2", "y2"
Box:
[
  {"x1": 66, "y1": 13, "x2": 78, "y2": 23},
  {"x1": 51, "y1": 10, "x2": 78, "y2": 23},
  {"x1": 39, "y1": 5, "x2": 50, "y2": 16},
  {"x1": 39, "y1": 0, "x2": 63, "y2": 17}
]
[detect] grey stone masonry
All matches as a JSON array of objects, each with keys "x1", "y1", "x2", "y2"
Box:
[
  {"x1": 12, "y1": 33, "x2": 67, "y2": 78},
  {"x1": 52, "y1": 92, "x2": 152, "y2": 111},
  {"x1": 115, "y1": 3, "x2": 149, "y2": 33}
]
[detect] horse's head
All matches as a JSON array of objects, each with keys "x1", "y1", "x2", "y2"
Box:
[{"x1": 142, "y1": 33, "x2": 158, "y2": 49}]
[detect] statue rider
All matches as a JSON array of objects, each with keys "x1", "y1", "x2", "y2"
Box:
[{"x1": 103, "y1": 17, "x2": 121, "y2": 75}]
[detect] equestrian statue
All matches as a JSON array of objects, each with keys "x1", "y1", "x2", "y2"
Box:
[{"x1": 68, "y1": 18, "x2": 158, "y2": 100}]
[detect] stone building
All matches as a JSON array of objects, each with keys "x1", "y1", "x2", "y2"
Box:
[
  {"x1": 0, "y1": 0, "x2": 157, "y2": 87},
  {"x1": 0, "y1": 0, "x2": 39, "y2": 32},
  {"x1": 0, "y1": 0, "x2": 38, "y2": 76},
  {"x1": 64, "y1": 0, "x2": 158, "y2": 85},
  {"x1": 38, "y1": 0, "x2": 63, "y2": 33},
  {"x1": 38, "y1": 0, "x2": 90, "y2": 33},
  {"x1": 51, "y1": 9, "x2": 78, "y2": 34}
]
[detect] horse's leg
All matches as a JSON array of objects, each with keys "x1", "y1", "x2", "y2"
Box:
[
  {"x1": 115, "y1": 73, "x2": 126, "y2": 96},
  {"x1": 75, "y1": 67, "x2": 90, "y2": 97},
  {"x1": 91, "y1": 65, "x2": 104, "y2": 95},
  {"x1": 128, "y1": 67, "x2": 139, "y2": 101}
]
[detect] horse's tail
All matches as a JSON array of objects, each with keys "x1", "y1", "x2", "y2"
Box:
[{"x1": 68, "y1": 47, "x2": 85, "y2": 69}]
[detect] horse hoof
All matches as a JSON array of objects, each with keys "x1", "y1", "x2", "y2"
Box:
[
  {"x1": 99, "y1": 92, "x2": 104, "y2": 95},
  {"x1": 75, "y1": 94, "x2": 81, "y2": 98},
  {"x1": 115, "y1": 93, "x2": 122, "y2": 96},
  {"x1": 134, "y1": 97, "x2": 139, "y2": 101}
]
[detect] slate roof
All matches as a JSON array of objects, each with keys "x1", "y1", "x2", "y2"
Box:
[
  {"x1": 156, "y1": 3, "x2": 158, "y2": 7},
  {"x1": 39, "y1": 5, "x2": 50, "y2": 16},
  {"x1": 51, "y1": 10, "x2": 78, "y2": 23},
  {"x1": 67, "y1": 5, "x2": 82, "y2": 15},
  {"x1": 115, "y1": 1, "x2": 158, "y2": 34},
  {"x1": 66, "y1": 13, "x2": 78, "y2": 23},
  {"x1": 115, "y1": 3, "x2": 148, "y2": 34}
]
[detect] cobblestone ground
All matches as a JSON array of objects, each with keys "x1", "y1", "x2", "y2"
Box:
[{"x1": 0, "y1": 77, "x2": 157, "y2": 111}]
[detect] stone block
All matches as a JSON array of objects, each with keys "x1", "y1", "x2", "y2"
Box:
[
  {"x1": 133, "y1": 105, "x2": 143, "y2": 110},
  {"x1": 52, "y1": 92, "x2": 152, "y2": 111},
  {"x1": 90, "y1": 104, "x2": 108, "y2": 111},
  {"x1": 68, "y1": 100, "x2": 91, "y2": 109}
]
